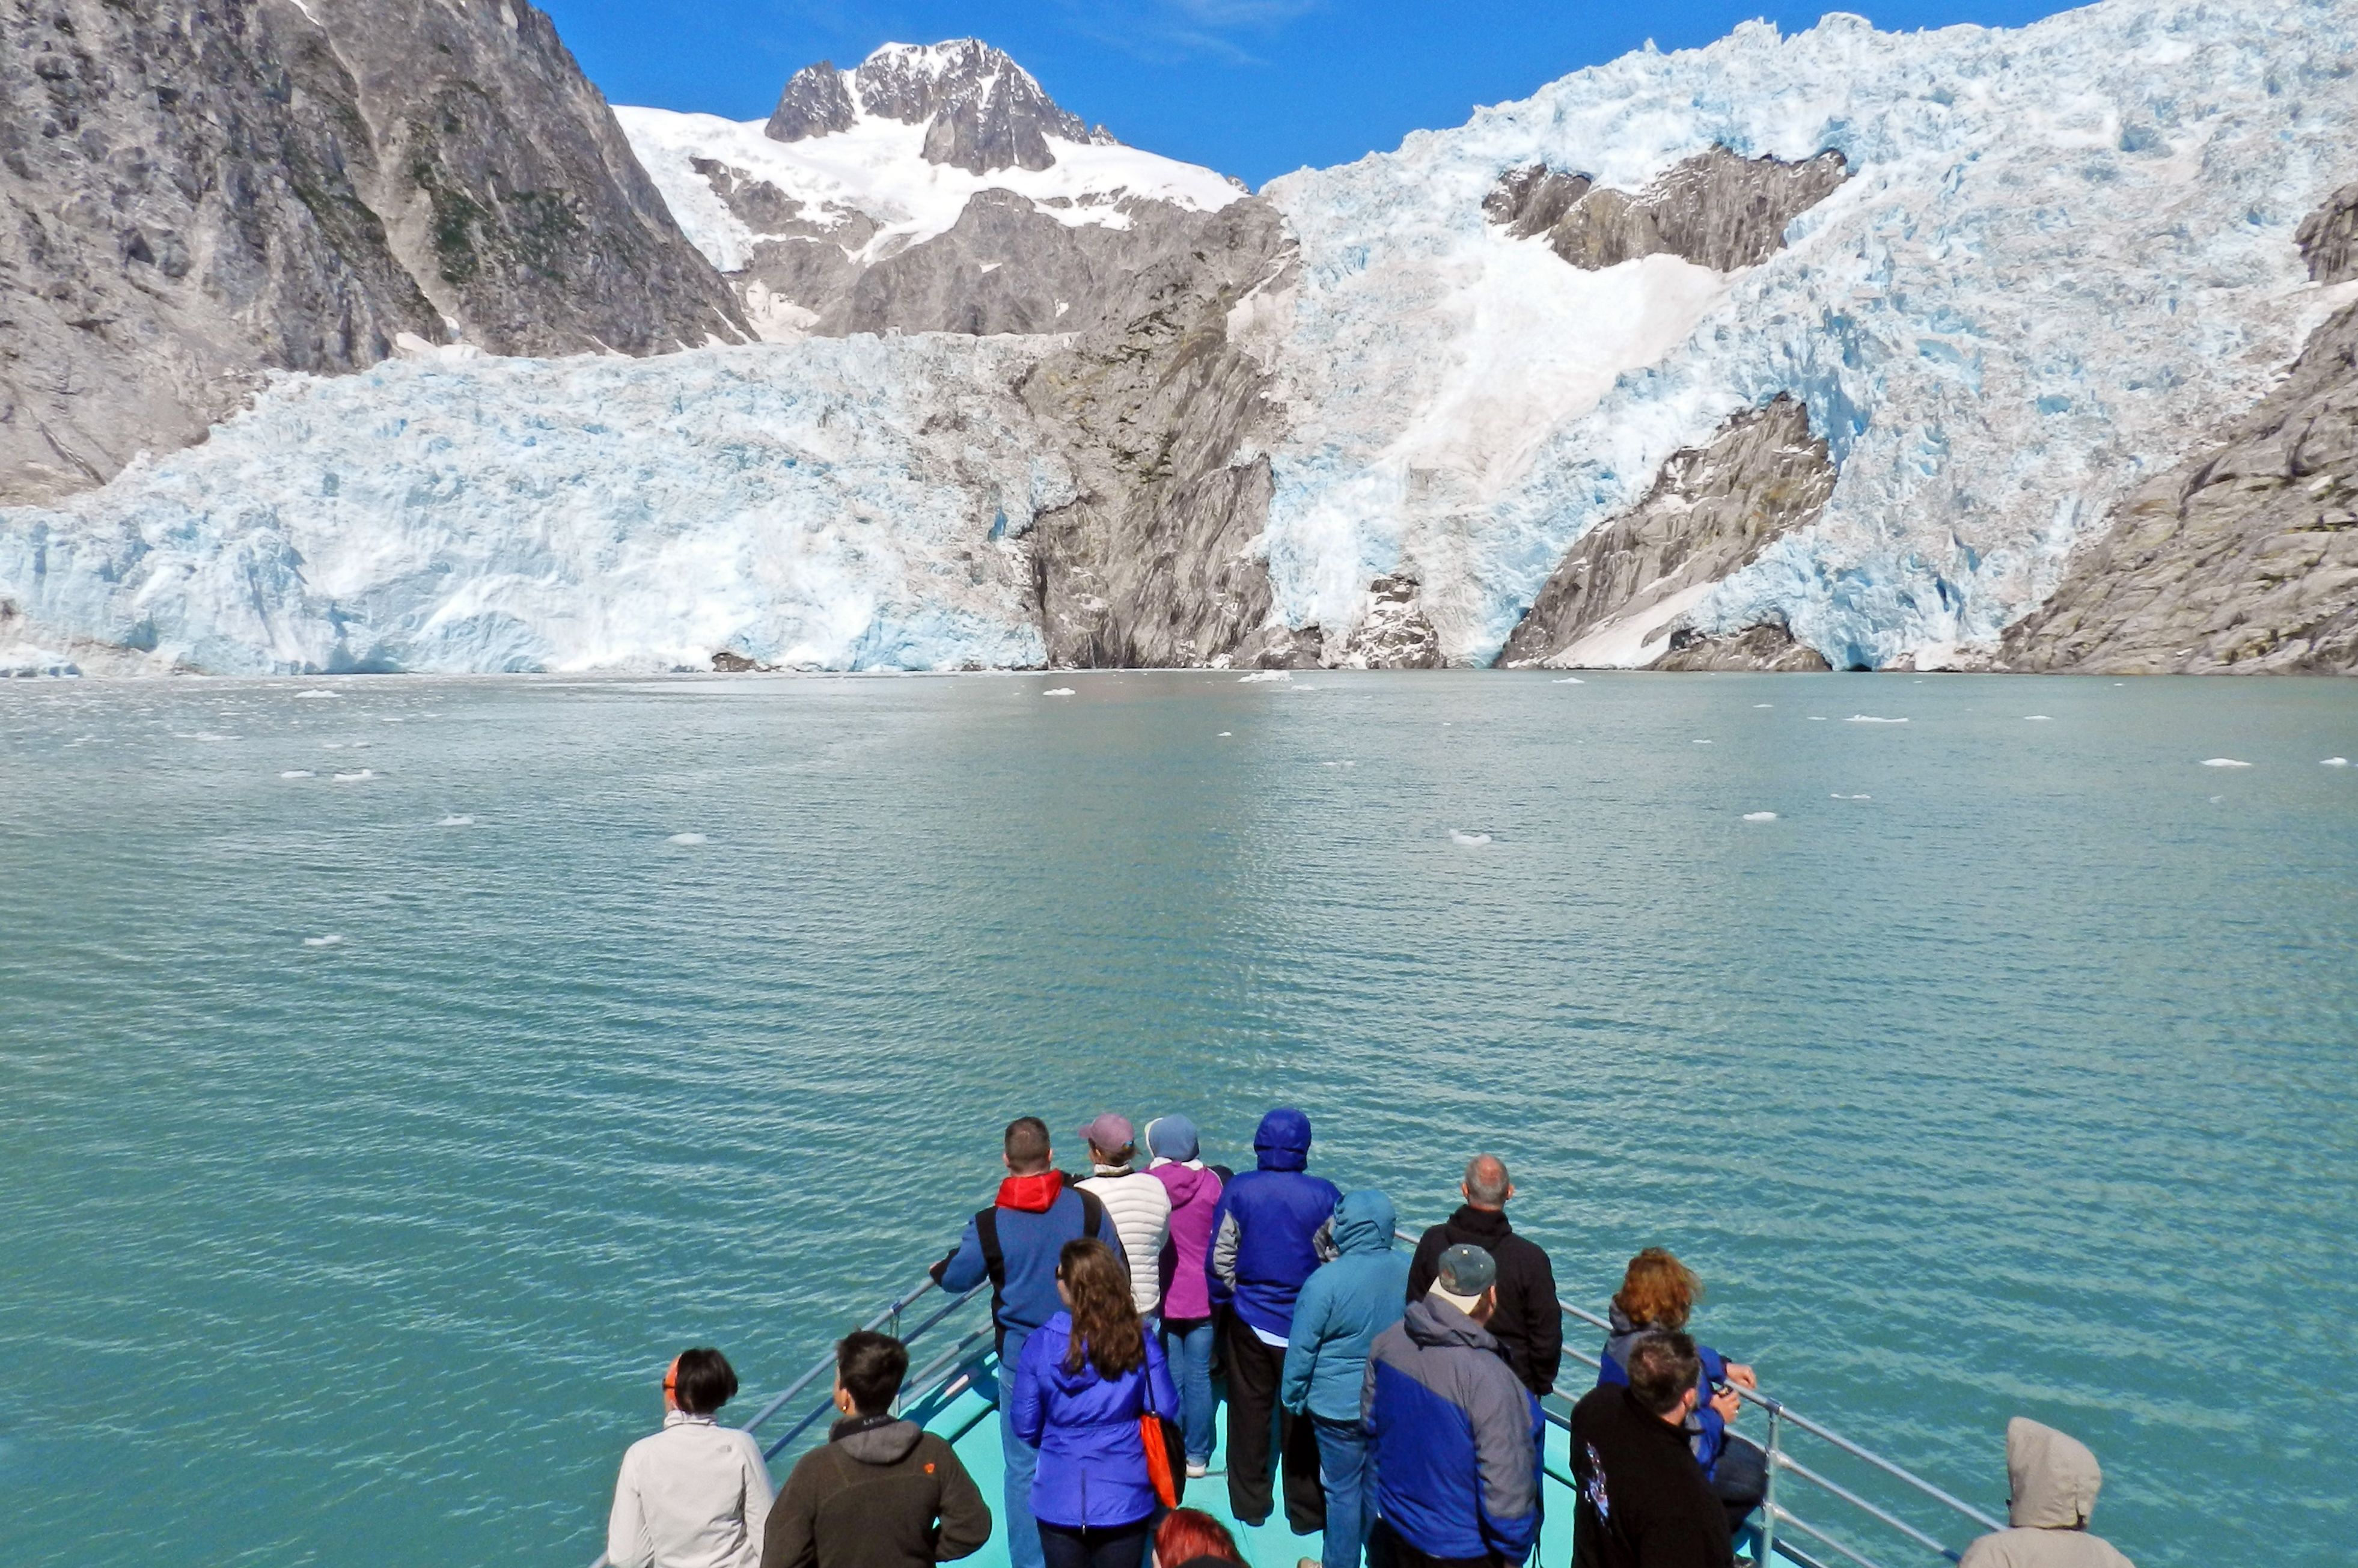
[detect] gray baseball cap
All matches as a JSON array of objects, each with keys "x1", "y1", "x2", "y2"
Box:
[{"x1": 1437, "y1": 1243, "x2": 1497, "y2": 1296}]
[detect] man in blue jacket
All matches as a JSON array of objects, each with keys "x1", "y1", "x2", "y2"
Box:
[
  {"x1": 1283, "y1": 1191, "x2": 1412, "y2": 1568},
  {"x1": 1363, "y1": 1246, "x2": 1545, "y2": 1568},
  {"x1": 932, "y1": 1117, "x2": 1123, "y2": 1568},
  {"x1": 1208, "y1": 1106, "x2": 1342, "y2": 1531}
]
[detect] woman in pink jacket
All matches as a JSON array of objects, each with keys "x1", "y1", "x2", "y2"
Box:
[{"x1": 1144, "y1": 1115, "x2": 1226, "y2": 1474}]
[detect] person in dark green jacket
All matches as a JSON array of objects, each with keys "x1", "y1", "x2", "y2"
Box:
[
  {"x1": 763, "y1": 1331, "x2": 992, "y2": 1568},
  {"x1": 1281, "y1": 1191, "x2": 1412, "y2": 1568}
]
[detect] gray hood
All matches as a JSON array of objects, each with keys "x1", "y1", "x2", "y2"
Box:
[
  {"x1": 2006, "y1": 1417, "x2": 2102, "y2": 1530},
  {"x1": 836, "y1": 1416, "x2": 924, "y2": 1466}
]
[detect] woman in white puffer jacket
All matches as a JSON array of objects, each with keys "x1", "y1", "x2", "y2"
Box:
[{"x1": 1074, "y1": 1112, "x2": 1173, "y2": 1321}]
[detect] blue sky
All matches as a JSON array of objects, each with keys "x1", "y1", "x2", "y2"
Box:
[{"x1": 546, "y1": 0, "x2": 2075, "y2": 186}]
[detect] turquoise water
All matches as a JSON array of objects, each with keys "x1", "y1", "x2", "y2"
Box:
[{"x1": 2, "y1": 671, "x2": 2353, "y2": 1567}]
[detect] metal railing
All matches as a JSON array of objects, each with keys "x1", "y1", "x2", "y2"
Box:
[
  {"x1": 587, "y1": 1271, "x2": 994, "y2": 1568},
  {"x1": 1539, "y1": 1282, "x2": 2002, "y2": 1567}
]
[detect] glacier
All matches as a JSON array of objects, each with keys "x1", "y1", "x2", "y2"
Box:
[
  {"x1": 0, "y1": 337, "x2": 1063, "y2": 674},
  {"x1": 5, "y1": 0, "x2": 2357, "y2": 675},
  {"x1": 1255, "y1": 0, "x2": 2358, "y2": 667}
]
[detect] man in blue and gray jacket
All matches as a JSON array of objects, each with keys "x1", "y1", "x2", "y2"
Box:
[
  {"x1": 1363, "y1": 1245, "x2": 1546, "y2": 1568},
  {"x1": 1208, "y1": 1106, "x2": 1342, "y2": 1531}
]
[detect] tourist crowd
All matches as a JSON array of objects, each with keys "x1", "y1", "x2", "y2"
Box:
[{"x1": 605, "y1": 1109, "x2": 2134, "y2": 1568}]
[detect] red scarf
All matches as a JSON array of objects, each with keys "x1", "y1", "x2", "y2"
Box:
[{"x1": 997, "y1": 1170, "x2": 1064, "y2": 1213}]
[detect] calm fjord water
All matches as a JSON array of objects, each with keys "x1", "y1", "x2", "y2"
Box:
[{"x1": 2, "y1": 671, "x2": 2353, "y2": 1567}]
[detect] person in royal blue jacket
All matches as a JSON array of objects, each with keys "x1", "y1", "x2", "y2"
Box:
[
  {"x1": 1011, "y1": 1238, "x2": 1182, "y2": 1568},
  {"x1": 1207, "y1": 1106, "x2": 1342, "y2": 1531},
  {"x1": 1363, "y1": 1246, "x2": 1545, "y2": 1568},
  {"x1": 934, "y1": 1117, "x2": 1126, "y2": 1568}
]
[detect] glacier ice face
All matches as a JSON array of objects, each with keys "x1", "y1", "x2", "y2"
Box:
[
  {"x1": 1256, "y1": 0, "x2": 2358, "y2": 667},
  {"x1": 0, "y1": 338, "x2": 1064, "y2": 675}
]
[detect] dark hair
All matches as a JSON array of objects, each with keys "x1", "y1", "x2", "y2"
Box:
[
  {"x1": 1613, "y1": 1247, "x2": 1700, "y2": 1331},
  {"x1": 671, "y1": 1347, "x2": 739, "y2": 1416},
  {"x1": 1625, "y1": 1331, "x2": 1702, "y2": 1418},
  {"x1": 1155, "y1": 1508, "x2": 1244, "y2": 1567},
  {"x1": 1005, "y1": 1116, "x2": 1052, "y2": 1173},
  {"x1": 1059, "y1": 1238, "x2": 1145, "y2": 1377},
  {"x1": 836, "y1": 1329, "x2": 909, "y2": 1415}
]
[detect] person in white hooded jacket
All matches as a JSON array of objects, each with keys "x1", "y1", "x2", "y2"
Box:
[
  {"x1": 608, "y1": 1347, "x2": 774, "y2": 1568},
  {"x1": 1075, "y1": 1112, "x2": 1173, "y2": 1322},
  {"x1": 1956, "y1": 1418, "x2": 2134, "y2": 1568}
]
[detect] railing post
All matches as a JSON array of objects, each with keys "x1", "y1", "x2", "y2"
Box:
[{"x1": 1759, "y1": 1405, "x2": 1781, "y2": 1567}]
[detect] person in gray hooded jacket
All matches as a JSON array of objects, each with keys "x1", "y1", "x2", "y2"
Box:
[{"x1": 1956, "y1": 1419, "x2": 2134, "y2": 1568}]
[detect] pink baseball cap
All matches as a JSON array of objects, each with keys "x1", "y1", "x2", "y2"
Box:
[{"x1": 1077, "y1": 1113, "x2": 1135, "y2": 1152}]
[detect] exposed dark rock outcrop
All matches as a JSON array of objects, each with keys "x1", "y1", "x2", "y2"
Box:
[
  {"x1": 1018, "y1": 198, "x2": 1297, "y2": 668},
  {"x1": 2000, "y1": 184, "x2": 2358, "y2": 674},
  {"x1": 768, "y1": 41, "x2": 1087, "y2": 175},
  {"x1": 1650, "y1": 616, "x2": 1832, "y2": 671},
  {"x1": 1333, "y1": 574, "x2": 1443, "y2": 668},
  {"x1": 765, "y1": 60, "x2": 856, "y2": 142},
  {"x1": 1485, "y1": 147, "x2": 1848, "y2": 272},
  {"x1": 1496, "y1": 394, "x2": 1836, "y2": 668},
  {"x1": 0, "y1": 0, "x2": 745, "y2": 505}
]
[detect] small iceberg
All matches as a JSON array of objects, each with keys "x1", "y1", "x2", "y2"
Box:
[
  {"x1": 1238, "y1": 671, "x2": 1290, "y2": 683},
  {"x1": 1553, "y1": 677, "x2": 1585, "y2": 685},
  {"x1": 331, "y1": 769, "x2": 375, "y2": 782},
  {"x1": 1216, "y1": 731, "x2": 1232, "y2": 737},
  {"x1": 1741, "y1": 811, "x2": 1779, "y2": 822},
  {"x1": 2025, "y1": 715, "x2": 2053, "y2": 722},
  {"x1": 1042, "y1": 688, "x2": 1077, "y2": 697},
  {"x1": 2199, "y1": 758, "x2": 2253, "y2": 769},
  {"x1": 1846, "y1": 715, "x2": 1908, "y2": 724},
  {"x1": 1753, "y1": 704, "x2": 1773, "y2": 709},
  {"x1": 666, "y1": 832, "x2": 708, "y2": 846},
  {"x1": 279, "y1": 770, "x2": 315, "y2": 780},
  {"x1": 1449, "y1": 830, "x2": 1492, "y2": 846},
  {"x1": 436, "y1": 814, "x2": 475, "y2": 826},
  {"x1": 301, "y1": 934, "x2": 344, "y2": 948},
  {"x1": 2322, "y1": 757, "x2": 2350, "y2": 767},
  {"x1": 293, "y1": 689, "x2": 338, "y2": 701}
]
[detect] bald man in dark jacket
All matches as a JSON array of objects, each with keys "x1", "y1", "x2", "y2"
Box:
[{"x1": 1405, "y1": 1155, "x2": 1562, "y2": 1397}]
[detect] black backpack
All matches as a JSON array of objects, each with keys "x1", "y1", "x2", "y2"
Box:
[{"x1": 970, "y1": 1188, "x2": 1105, "y2": 1347}]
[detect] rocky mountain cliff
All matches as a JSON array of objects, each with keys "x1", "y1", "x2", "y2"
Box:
[
  {"x1": 0, "y1": 0, "x2": 744, "y2": 508},
  {"x1": 5, "y1": 2, "x2": 2357, "y2": 677}
]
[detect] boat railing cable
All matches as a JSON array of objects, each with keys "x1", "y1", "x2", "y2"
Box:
[{"x1": 1393, "y1": 1225, "x2": 2000, "y2": 1566}]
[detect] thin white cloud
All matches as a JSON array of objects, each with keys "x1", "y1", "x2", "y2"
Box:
[{"x1": 1052, "y1": 0, "x2": 1323, "y2": 63}]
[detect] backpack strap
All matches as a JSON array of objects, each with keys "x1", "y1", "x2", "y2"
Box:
[
  {"x1": 1078, "y1": 1188, "x2": 1105, "y2": 1241},
  {"x1": 973, "y1": 1206, "x2": 1005, "y2": 1289}
]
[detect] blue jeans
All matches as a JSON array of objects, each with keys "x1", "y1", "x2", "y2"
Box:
[
  {"x1": 1002, "y1": 1328, "x2": 1045, "y2": 1568},
  {"x1": 1160, "y1": 1316, "x2": 1218, "y2": 1465},
  {"x1": 1313, "y1": 1415, "x2": 1373, "y2": 1568}
]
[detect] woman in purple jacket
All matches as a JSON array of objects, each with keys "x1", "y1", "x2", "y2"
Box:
[
  {"x1": 1011, "y1": 1239, "x2": 1182, "y2": 1568},
  {"x1": 1144, "y1": 1115, "x2": 1224, "y2": 1475}
]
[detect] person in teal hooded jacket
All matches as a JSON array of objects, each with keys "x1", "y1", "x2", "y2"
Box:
[{"x1": 1281, "y1": 1192, "x2": 1411, "y2": 1568}]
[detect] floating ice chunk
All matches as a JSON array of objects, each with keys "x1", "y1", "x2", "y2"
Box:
[
  {"x1": 2322, "y1": 757, "x2": 2350, "y2": 767},
  {"x1": 293, "y1": 690, "x2": 338, "y2": 700},
  {"x1": 1042, "y1": 688, "x2": 1077, "y2": 697},
  {"x1": 1742, "y1": 811, "x2": 1779, "y2": 822},
  {"x1": 1846, "y1": 715, "x2": 1908, "y2": 724},
  {"x1": 1807, "y1": 716, "x2": 1828, "y2": 722},
  {"x1": 1217, "y1": 731, "x2": 1232, "y2": 737},
  {"x1": 1238, "y1": 671, "x2": 1290, "y2": 683},
  {"x1": 437, "y1": 814, "x2": 475, "y2": 826},
  {"x1": 1449, "y1": 830, "x2": 1492, "y2": 846},
  {"x1": 279, "y1": 769, "x2": 315, "y2": 779},
  {"x1": 667, "y1": 832, "x2": 708, "y2": 845},
  {"x1": 331, "y1": 769, "x2": 375, "y2": 782},
  {"x1": 2199, "y1": 758, "x2": 2252, "y2": 768},
  {"x1": 1553, "y1": 677, "x2": 1585, "y2": 685},
  {"x1": 1753, "y1": 704, "x2": 1773, "y2": 709},
  {"x1": 302, "y1": 934, "x2": 344, "y2": 948},
  {"x1": 1693, "y1": 739, "x2": 1712, "y2": 745},
  {"x1": 2024, "y1": 715, "x2": 2053, "y2": 722}
]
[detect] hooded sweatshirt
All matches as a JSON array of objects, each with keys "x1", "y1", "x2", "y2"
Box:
[
  {"x1": 1147, "y1": 1121, "x2": 1224, "y2": 1322},
  {"x1": 762, "y1": 1414, "x2": 992, "y2": 1568},
  {"x1": 1281, "y1": 1191, "x2": 1413, "y2": 1421},
  {"x1": 933, "y1": 1173, "x2": 1126, "y2": 1347},
  {"x1": 1956, "y1": 1420, "x2": 2135, "y2": 1568},
  {"x1": 1362, "y1": 1296, "x2": 1546, "y2": 1563},
  {"x1": 1206, "y1": 1108, "x2": 1342, "y2": 1339},
  {"x1": 1008, "y1": 1310, "x2": 1182, "y2": 1529}
]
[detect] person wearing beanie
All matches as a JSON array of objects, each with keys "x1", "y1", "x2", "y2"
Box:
[
  {"x1": 1362, "y1": 1246, "x2": 1545, "y2": 1568},
  {"x1": 1144, "y1": 1114, "x2": 1226, "y2": 1477},
  {"x1": 1206, "y1": 1107, "x2": 1342, "y2": 1531},
  {"x1": 1075, "y1": 1113, "x2": 1174, "y2": 1323}
]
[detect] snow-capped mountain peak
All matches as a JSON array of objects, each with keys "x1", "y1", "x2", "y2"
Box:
[{"x1": 765, "y1": 38, "x2": 1089, "y2": 175}]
